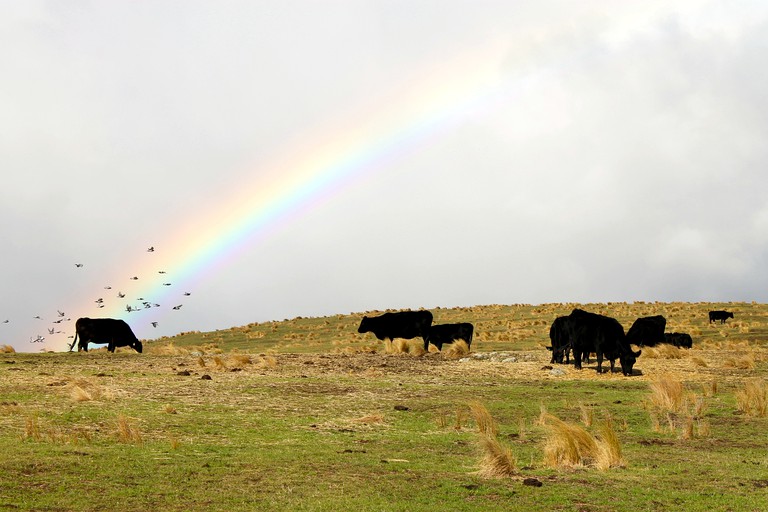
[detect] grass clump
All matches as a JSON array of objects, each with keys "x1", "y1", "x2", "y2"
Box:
[
  {"x1": 539, "y1": 412, "x2": 624, "y2": 470},
  {"x1": 441, "y1": 340, "x2": 470, "y2": 359},
  {"x1": 116, "y1": 415, "x2": 143, "y2": 445},
  {"x1": 735, "y1": 379, "x2": 767, "y2": 417},
  {"x1": 468, "y1": 402, "x2": 517, "y2": 478}
]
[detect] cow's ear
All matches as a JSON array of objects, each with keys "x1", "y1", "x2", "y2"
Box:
[
  {"x1": 634, "y1": 349, "x2": 642, "y2": 357},
  {"x1": 546, "y1": 346, "x2": 553, "y2": 351}
]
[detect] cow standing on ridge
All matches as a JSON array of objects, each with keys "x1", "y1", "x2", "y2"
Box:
[
  {"x1": 567, "y1": 309, "x2": 640, "y2": 376},
  {"x1": 358, "y1": 310, "x2": 433, "y2": 349},
  {"x1": 428, "y1": 323, "x2": 474, "y2": 351},
  {"x1": 625, "y1": 315, "x2": 666, "y2": 347},
  {"x1": 69, "y1": 318, "x2": 143, "y2": 353},
  {"x1": 709, "y1": 310, "x2": 734, "y2": 324}
]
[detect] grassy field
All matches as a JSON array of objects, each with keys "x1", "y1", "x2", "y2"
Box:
[{"x1": 1, "y1": 302, "x2": 767, "y2": 511}]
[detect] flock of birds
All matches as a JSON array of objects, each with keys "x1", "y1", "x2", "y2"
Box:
[{"x1": 3, "y1": 246, "x2": 194, "y2": 347}]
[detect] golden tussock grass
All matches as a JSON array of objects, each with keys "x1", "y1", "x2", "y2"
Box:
[
  {"x1": 468, "y1": 401, "x2": 499, "y2": 437},
  {"x1": 387, "y1": 339, "x2": 426, "y2": 356},
  {"x1": 640, "y1": 344, "x2": 685, "y2": 360},
  {"x1": 476, "y1": 434, "x2": 518, "y2": 478},
  {"x1": 540, "y1": 412, "x2": 625, "y2": 470},
  {"x1": 352, "y1": 413, "x2": 385, "y2": 424},
  {"x1": 212, "y1": 356, "x2": 226, "y2": 370},
  {"x1": 116, "y1": 415, "x2": 143, "y2": 445},
  {"x1": 25, "y1": 415, "x2": 42, "y2": 441},
  {"x1": 648, "y1": 375, "x2": 685, "y2": 413},
  {"x1": 441, "y1": 340, "x2": 470, "y2": 359},
  {"x1": 735, "y1": 379, "x2": 767, "y2": 417},
  {"x1": 1, "y1": 345, "x2": 16, "y2": 353},
  {"x1": 723, "y1": 354, "x2": 756, "y2": 370},
  {"x1": 229, "y1": 354, "x2": 253, "y2": 366},
  {"x1": 540, "y1": 412, "x2": 598, "y2": 468},
  {"x1": 468, "y1": 401, "x2": 517, "y2": 478},
  {"x1": 257, "y1": 355, "x2": 278, "y2": 368},
  {"x1": 579, "y1": 403, "x2": 594, "y2": 427},
  {"x1": 68, "y1": 379, "x2": 111, "y2": 402}
]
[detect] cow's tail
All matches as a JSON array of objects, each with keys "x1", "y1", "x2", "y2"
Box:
[{"x1": 68, "y1": 331, "x2": 78, "y2": 352}]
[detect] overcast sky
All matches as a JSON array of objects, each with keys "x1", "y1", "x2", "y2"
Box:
[{"x1": 2, "y1": 1, "x2": 767, "y2": 352}]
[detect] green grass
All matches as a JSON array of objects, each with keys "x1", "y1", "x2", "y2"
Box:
[{"x1": 2, "y1": 302, "x2": 768, "y2": 511}]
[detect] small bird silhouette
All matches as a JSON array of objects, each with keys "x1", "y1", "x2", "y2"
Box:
[
  {"x1": 117, "y1": 292, "x2": 125, "y2": 298},
  {"x1": 163, "y1": 283, "x2": 171, "y2": 286},
  {"x1": 104, "y1": 286, "x2": 112, "y2": 290},
  {"x1": 33, "y1": 315, "x2": 42, "y2": 320},
  {"x1": 172, "y1": 305, "x2": 182, "y2": 310},
  {"x1": 158, "y1": 270, "x2": 166, "y2": 274},
  {"x1": 2, "y1": 320, "x2": 8, "y2": 324},
  {"x1": 130, "y1": 276, "x2": 138, "y2": 280},
  {"x1": 184, "y1": 292, "x2": 191, "y2": 296},
  {"x1": 75, "y1": 263, "x2": 83, "y2": 268},
  {"x1": 57, "y1": 310, "x2": 65, "y2": 317},
  {"x1": 48, "y1": 328, "x2": 55, "y2": 335},
  {"x1": 147, "y1": 246, "x2": 154, "y2": 252},
  {"x1": 95, "y1": 298, "x2": 103, "y2": 304},
  {"x1": 151, "y1": 322, "x2": 158, "y2": 328}
]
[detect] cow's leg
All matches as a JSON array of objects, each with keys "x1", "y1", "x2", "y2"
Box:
[
  {"x1": 596, "y1": 351, "x2": 604, "y2": 373},
  {"x1": 573, "y1": 350, "x2": 582, "y2": 370}
]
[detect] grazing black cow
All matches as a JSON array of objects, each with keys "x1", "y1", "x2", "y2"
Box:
[
  {"x1": 547, "y1": 316, "x2": 573, "y2": 364},
  {"x1": 625, "y1": 315, "x2": 667, "y2": 347},
  {"x1": 358, "y1": 310, "x2": 433, "y2": 349},
  {"x1": 567, "y1": 309, "x2": 640, "y2": 375},
  {"x1": 709, "y1": 310, "x2": 734, "y2": 324},
  {"x1": 664, "y1": 332, "x2": 693, "y2": 349},
  {"x1": 68, "y1": 318, "x2": 143, "y2": 353},
  {"x1": 428, "y1": 323, "x2": 474, "y2": 351}
]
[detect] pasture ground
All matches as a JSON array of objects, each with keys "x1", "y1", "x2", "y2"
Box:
[{"x1": 1, "y1": 302, "x2": 767, "y2": 511}]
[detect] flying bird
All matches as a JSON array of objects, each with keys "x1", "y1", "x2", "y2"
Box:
[
  {"x1": 172, "y1": 305, "x2": 182, "y2": 310},
  {"x1": 48, "y1": 328, "x2": 55, "y2": 335},
  {"x1": 75, "y1": 263, "x2": 83, "y2": 268},
  {"x1": 57, "y1": 310, "x2": 65, "y2": 317},
  {"x1": 126, "y1": 305, "x2": 134, "y2": 313},
  {"x1": 158, "y1": 270, "x2": 166, "y2": 274},
  {"x1": 163, "y1": 283, "x2": 171, "y2": 286},
  {"x1": 33, "y1": 315, "x2": 42, "y2": 320},
  {"x1": 2, "y1": 320, "x2": 8, "y2": 323},
  {"x1": 184, "y1": 292, "x2": 191, "y2": 296},
  {"x1": 104, "y1": 286, "x2": 112, "y2": 290},
  {"x1": 151, "y1": 322, "x2": 158, "y2": 328},
  {"x1": 130, "y1": 276, "x2": 139, "y2": 280},
  {"x1": 117, "y1": 292, "x2": 125, "y2": 298},
  {"x1": 95, "y1": 298, "x2": 103, "y2": 304},
  {"x1": 147, "y1": 246, "x2": 155, "y2": 252}
]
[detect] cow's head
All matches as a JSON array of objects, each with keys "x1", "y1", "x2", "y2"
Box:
[
  {"x1": 620, "y1": 349, "x2": 641, "y2": 376},
  {"x1": 357, "y1": 316, "x2": 369, "y2": 333},
  {"x1": 132, "y1": 340, "x2": 143, "y2": 353}
]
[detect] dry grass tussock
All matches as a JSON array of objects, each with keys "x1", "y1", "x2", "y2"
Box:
[
  {"x1": 441, "y1": 340, "x2": 470, "y2": 359},
  {"x1": 539, "y1": 412, "x2": 624, "y2": 470},
  {"x1": 1, "y1": 345, "x2": 16, "y2": 353},
  {"x1": 468, "y1": 401, "x2": 517, "y2": 478},
  {"x1": 642, "y1": 345, "x2": 684, "y2": 360},
  {"x1": 68, "y1": 378, "x2": 113, "y2": 402},
  {"x1": 648, "y1": 375, "x2": 685, "y2": 413},
  {"x1": 735, "y1": 379, "x2": 767, "y2": 417},
  {"x1": 386, "y1": 339, "x2": 426, "y2": 356},
  {"x1": 116, "y1": 414, "x2": 143, "y2": 444},
  {"x1": 352, "y1": 413, "x2": 385, "y2": 424}
]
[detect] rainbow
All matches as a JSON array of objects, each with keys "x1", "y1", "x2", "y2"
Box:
[{"x1": 64, "y1": 40, "x2": 534, "y2": 346}]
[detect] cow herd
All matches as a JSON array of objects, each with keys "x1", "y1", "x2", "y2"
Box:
[
  {"x1": 357, "y1": 310, "x2": 474, "y2": 352},
  {"x1": 68, "y1": 307, "x2": 736, "y2": 378}
]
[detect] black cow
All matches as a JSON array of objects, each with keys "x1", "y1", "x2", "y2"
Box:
[
  {"x1": 69, "y1": 318, "x2": 143, "y2": 353},
  {"x1": 547, "y1": 316, "x2": 573, "y2": 364},
  {"x1": 664, "y1": 332, "x2": 693, "y2": 349},
  {"x1": 709, "y1": 310, "x2": 734, "y2": 324},
  {"x1": 428, "y1": 323, "x2": 474, "y2": 351},
  {"x1": 358, "y1": 310, "x2": 433, "y2": 349},
  {"x1": 625, "y1": 315, "x2": 666, "y2": 347},
  {"x1": 567, "y1": 309, "x2": 640, "y2": 375}
]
